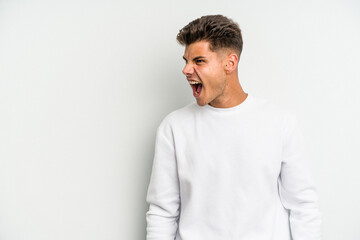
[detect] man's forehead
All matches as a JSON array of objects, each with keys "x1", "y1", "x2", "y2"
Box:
[{"x1": 184, "y1": 40, "x2": 213, "y2": 58}]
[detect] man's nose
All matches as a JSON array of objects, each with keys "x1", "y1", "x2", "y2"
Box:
[{"x1": 182, "y1": 63, "x2": 194, "y2": 76}]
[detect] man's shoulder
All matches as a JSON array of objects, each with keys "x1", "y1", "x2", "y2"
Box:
[
  {"x1": 250, "y1": 94, "x2": 298, "y2": 121},
  {"x1": 158, "y1": 102, "x2": 197, "y2": 128},
  {"x1": 158, "y1": 95, "x2": 297, "y2": 129}
]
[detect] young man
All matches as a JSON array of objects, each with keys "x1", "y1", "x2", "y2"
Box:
[{"x1": 146, "y1": 15, "x2": 322, "y2": 240}]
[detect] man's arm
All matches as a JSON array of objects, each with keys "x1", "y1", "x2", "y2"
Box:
[
  {"x1": 278, "y1": 113, "x2": 322, "y2": 239},
  {"x1": 146, "y1": 117, "x2": 180, "y2": 240}
]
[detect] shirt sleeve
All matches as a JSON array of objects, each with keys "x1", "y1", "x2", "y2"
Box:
[
  {"x1": 146, "y1": 117, "x2": 180, "y2": 240},
  {"x1": 278, "y1": 113, "x2": 322, "y2": 240}
]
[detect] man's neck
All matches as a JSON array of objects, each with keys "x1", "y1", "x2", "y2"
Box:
[{"x1": 209, "y1": 78, "x2": 248, "y2": 108}]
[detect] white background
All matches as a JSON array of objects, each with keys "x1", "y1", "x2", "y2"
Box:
[{"x1": 0, "y1": 0, "x2": 359, "y2": 239}]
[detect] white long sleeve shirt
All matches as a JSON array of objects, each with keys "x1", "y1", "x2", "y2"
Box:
[{"x1": 146, "y1": 93, "x2": 322, "y2": 240}]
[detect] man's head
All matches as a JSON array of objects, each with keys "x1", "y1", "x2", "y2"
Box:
[
  {"x1": 177, "y1": 15, "x2": 246, "y2": 108},
  {"x1": 176, "y1": 15, "x2": 243, "y2": 58}
]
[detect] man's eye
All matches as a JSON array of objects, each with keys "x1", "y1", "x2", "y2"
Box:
[{"x1": 196, "y1": 60, "x2": 204, "y2": 63}]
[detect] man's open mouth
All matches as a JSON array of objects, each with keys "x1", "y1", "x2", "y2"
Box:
[{"x1": 189, "y1": 81, "x2": 203, "y2": 97}]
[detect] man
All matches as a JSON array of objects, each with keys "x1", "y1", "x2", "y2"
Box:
[{"x1": 146, "y1": 15, "x2": 322, "y2": 240}]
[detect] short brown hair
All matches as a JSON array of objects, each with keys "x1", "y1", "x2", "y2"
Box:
[{"x1": 176, "y1": 15, "x2": 243, "y2": 56}]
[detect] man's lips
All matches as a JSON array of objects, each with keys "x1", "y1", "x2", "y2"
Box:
[{"x1": 187, "y1": 79, "x2": 203, "y2": 97}]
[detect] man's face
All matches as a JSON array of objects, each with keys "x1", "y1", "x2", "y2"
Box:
[{"x1": 182, "y1": 40, "x2": 228, "y2": 106}]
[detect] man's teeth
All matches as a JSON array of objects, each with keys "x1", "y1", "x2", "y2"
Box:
[{"x1": 189, "y1": 81, "x2": 201, "y2": 84}]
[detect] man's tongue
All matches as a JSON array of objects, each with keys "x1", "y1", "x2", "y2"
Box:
[{"x1": 193, "y1": 84, "x2": 202, "y2": 97}]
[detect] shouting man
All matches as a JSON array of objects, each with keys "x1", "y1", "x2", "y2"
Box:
[{"x1": 146, "y1": 15, "x2": 322, "y2": 240}]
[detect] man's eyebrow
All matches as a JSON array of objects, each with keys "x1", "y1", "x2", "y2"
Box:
[
  {"x1": 182, "y1": 56, "x2": 206, "y2": 62},
  {"x1": 193, "y1": 56, "x2": 206, "y2": 61}
]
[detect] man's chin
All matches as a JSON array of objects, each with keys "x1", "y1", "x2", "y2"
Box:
[{"x1": 195, "y1": 99, "x2": 207, "y2": 106}]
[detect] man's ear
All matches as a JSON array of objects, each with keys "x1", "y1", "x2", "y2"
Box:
[{"x1": 225, "y1": 53, "x2": 238, "y2": 74}]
